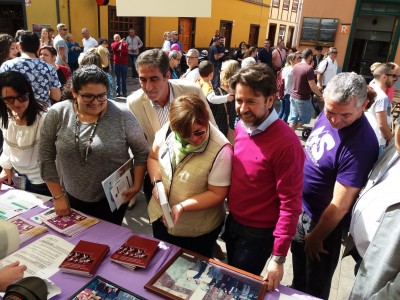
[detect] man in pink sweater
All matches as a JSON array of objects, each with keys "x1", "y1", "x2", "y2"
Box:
[{"x1": 222, "y1": 63, "x2": 305, "y2": 291}]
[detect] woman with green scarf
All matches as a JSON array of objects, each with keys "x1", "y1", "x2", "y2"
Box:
[{"x1": 147, "y1": 94, "x2": 232, "y2": 258}]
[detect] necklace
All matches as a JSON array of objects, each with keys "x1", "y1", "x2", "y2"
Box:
[{"x1": 74, "y1": 113, "x2": 101, "y2": 166}]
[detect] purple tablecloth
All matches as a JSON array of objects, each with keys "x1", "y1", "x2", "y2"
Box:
[
  {"x1": 5, "y1": 188, "x2": 319, "y2": 300},
  {"x1": 21, "y1": 204, "x2": 179, "y2": 300}
]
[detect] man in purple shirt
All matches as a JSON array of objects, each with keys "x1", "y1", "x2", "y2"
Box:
[{"x1": 291, "y1": 72, "x2": 379, "y2": 299}]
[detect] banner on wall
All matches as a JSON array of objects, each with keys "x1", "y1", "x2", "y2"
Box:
[{"x1": 116, "y1": 0, "x2": 211, "y2": 17}]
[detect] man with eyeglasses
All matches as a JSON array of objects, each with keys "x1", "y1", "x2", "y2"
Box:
[
  {"x1": 53, "y1": 23, "x2": 69, "y2": 71},
  {"x1": 127, "y1": 49, "x2": 216, "y2": 202},
  {"x1": 169, "y1": 31, "x2": 182, "y2": 52},
  {"x1": 316, "y1": 47, "x2": 338, "y2": 92},
  {"x1": 366, "y1": 62, "x2": 396, "y2": 154},
  {"x1": 180, "y1": 49, "x2": 201, "y2": 83}
]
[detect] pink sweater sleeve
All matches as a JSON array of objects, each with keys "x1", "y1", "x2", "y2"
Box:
[{"x1": 272, "y1": 141, "x2": 305, "y2": 256}]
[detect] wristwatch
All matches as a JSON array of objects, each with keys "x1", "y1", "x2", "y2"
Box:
[{"x1": 271, "y1": 255, "x2": 286, "y2": 265}]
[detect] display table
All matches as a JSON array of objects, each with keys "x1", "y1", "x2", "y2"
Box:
[{"x1": 2, "y1": 188, "x2": 319, "y2": 300}]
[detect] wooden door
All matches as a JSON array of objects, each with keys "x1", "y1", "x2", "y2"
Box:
[
  {"x1": 179, "y1": 18, "x2": 194, "y2": 53},
  {"x1": 220, "y1": 21, "x2": 233, "y2": 49},
  {"x1": 249, "y1": 25, "x2": 260, "y2": 46},
  {"x1": 268, "y1": 23, "x2": 277, "y2": 47}
]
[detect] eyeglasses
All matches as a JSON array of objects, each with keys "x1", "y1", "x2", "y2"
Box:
[
  {"x1": 62, "y1": 28, "x2": 68, "y2": 31},
  {"x1": 186, "y1": 56, "x2": 198, "y2": 59},
  {"x1": 331, "y1": 51, "x2": 338, "y2": 54},
  {"x1": 172, "y1": 34, "x2": 178, "y2": 36},
  {"x1": 78, "y1": 92, "x2": 108, "y2": 103},
  {"x1": 193, "y1": 130, "x2": 206, "y2": 137},
  {"x1": 1, "y1": 93, "x2": 29, "y2": 105}
]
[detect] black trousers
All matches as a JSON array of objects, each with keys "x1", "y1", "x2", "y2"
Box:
[
  {"x1": 67, "y1": 192, "x2": 128, "y2": 226},
  {"x1": 152, "y1": 218, "x2": 223, "y2": 258}
]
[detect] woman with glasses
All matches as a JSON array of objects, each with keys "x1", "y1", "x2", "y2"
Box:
[
  {"x1": 278, "y1": 52, "x2": 302, "y2": 122},
  {"x1": 168, "y1": 50, "x2": 181, "y2": 79},
  {"x1": 147, "y1": 94, "x2": 232, "y2": 257},
  {"x1": 39, "y1": 65, "x2": 148, "y2": 225},
  {"x1": 0, "y1": 71, "x2": 50, "y2": 195}
]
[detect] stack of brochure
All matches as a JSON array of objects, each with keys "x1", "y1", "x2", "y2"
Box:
[
  {"x1": 39, "y1": 208, "x2": 99, "y2": 237},
  {"x1": 9, "y1": 216, "x2": 48, "y2": 244}
]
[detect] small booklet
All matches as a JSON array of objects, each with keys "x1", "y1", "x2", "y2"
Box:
[
  {"x1": 38, "y1": 208, "x2": 99, "y2": 237},
  {"x1": 154, "y1": 180, "x2": 174, "y2": 229},
  {"x1": 102, "y1": 158, "x2": 134, "y2": 212},
  {"x1": 59, "y1": 240, "x2": 110, "y2": 277},
  {"x1": 9, "y1": 216, "x2": 48, "y2": 244},
  {"x1": 110, "y1": 235, "x2": 159, "y2": 270}
]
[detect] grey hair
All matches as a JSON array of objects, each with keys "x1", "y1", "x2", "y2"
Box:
[
  {"x1": 187, "y1": 48, "x2": 199, "y2": 57},
  {"x1": 323, "y1": 72, "x2": 367, "y2": 109},
  {"x1": 168, "y1": 50, "x2": 181, "y2": 60}
]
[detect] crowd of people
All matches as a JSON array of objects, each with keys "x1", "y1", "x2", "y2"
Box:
[{"x1": 0, "y1": 25, "x2": 399, "y2": 300}]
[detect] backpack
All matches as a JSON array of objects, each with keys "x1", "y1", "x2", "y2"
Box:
[{"x1": 276, "y1": 69, "x2": 285, "y2": 100}]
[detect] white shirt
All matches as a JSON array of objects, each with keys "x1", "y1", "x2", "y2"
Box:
[
  {"x1": 181, "y1": 67, "x2": 201, "y2": 83},
  {"x1": 282, "y1": 66, "x2": 293, "y2": 95},
  {"x1": 0, "y1": 113, "x2": 46, "y2": 184},
  {"x1": 82, "y1": 37, "x2": 98, "y2": 52},
  {"x1": 317, "y1": 56, "x2": 338, "y2": 86},
  {"x1": 366, "y1": 84, "x2": 392, "y2": 146}
]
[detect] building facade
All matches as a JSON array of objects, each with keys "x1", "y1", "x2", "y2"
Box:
[
  {"x1": 296, "y1": 0, "x2": 400, "y2": 84},
  {"x1": 1, "y1": 0, "x2": 271, "y2": 53},
  {"x1": 266, "y1": 0, "x2": 300, "y2": 48}
]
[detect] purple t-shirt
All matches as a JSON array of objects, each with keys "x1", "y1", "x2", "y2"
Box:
[
  {"x1": 291, "y1": 62, "x2": 315, "y2": 100},
  {"x1": 302, "y1": 113, "x2": 378, "y2": 222}
]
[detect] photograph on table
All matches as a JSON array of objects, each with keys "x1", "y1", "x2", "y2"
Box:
[
  {"x1": 145, "y1": 249, "x2": 267, "y2": 300},
  {"x1": 69, "y1": 275, "x2": 146, "y2": 300}
]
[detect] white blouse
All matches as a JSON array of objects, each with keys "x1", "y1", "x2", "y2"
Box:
[{"x1": 0, "y1": 112, "x2": 46, "y2": 184}]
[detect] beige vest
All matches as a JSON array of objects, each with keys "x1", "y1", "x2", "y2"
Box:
[{"x1": 148, "y1": 124, "x2": 229, "y2": 237}]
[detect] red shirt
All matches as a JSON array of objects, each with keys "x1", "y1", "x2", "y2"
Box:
[{"x1": 111, "y1": 41, "x2": 128, "y2": 65}]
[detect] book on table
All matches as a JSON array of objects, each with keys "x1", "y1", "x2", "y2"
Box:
[
  {"x1": 38, "y1": 208, "x2": 99, "y2": 236},
  {"x1": 9, "y1": 216, "x2": 48, "y2": 244},
  {"x1": 59, "y1": 240, "x2": 110, "y2": 277},
  {"x1": 110, "y1": 235, "x2": 159, "y2": 270}
]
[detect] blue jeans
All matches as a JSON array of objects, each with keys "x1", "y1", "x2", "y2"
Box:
[
  {"x1": 278, "y1": 94, "x2": 290, "y2": 122},
  {"x1": 222, "y1": 214, "x2": 274, "y2": 275},
  {"x1": 291, "y1": 211, "x2": 342, "y2": 299},
  {"x1": 114, "y1": 64, "x2": 127, "y2": 95},
  {"x1": 129, "y1": 54, "x2": 138, "y2": 77}
]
